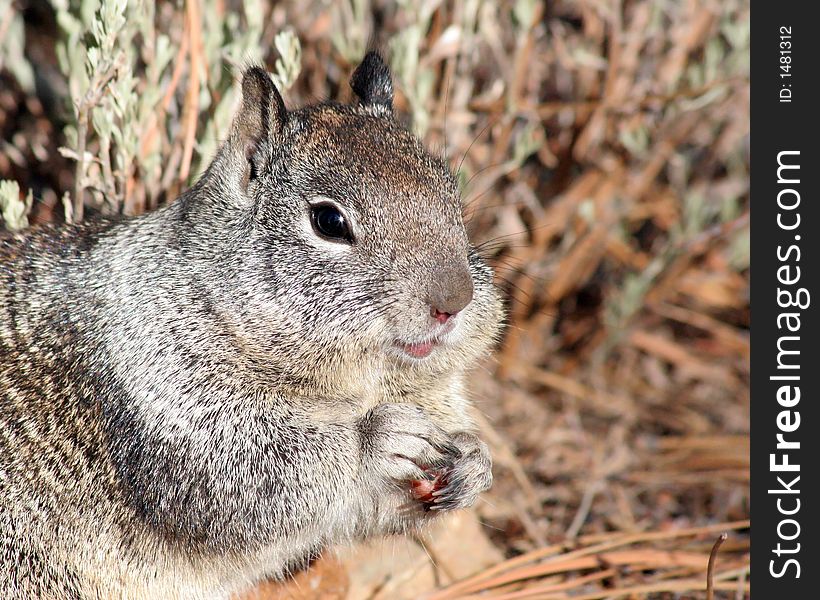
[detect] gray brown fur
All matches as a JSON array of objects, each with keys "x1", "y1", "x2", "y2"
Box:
[{"x1": 0, "y1": 53, "x2": 503, "y2": 599}]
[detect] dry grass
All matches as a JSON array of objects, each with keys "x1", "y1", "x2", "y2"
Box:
[
  {"x1": 426, "y1": 520, "x2": 749, "y2": 599},
  {"x1": 1, "y1": 0, "x2": 750, "y2": 597}
]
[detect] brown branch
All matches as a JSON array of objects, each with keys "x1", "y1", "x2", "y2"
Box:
[
  {"x1": 427, "y1": 520, "x2": 749, "y2": 600},
  {"x1": 140, "y1": 24, "x2": 190, "y2": 163},
  {"x1": 0, "y1": 3, "x2": 16, "y2": 55},
  {"x1": 178, "y1": 0, "x2": 202, "y2": 185},
  {"x1": 71, "y1": 64, "x2": 119, "y2": 223},
  {"x1": 707, "y1": 533, "x2": 728, "y2": 600}
]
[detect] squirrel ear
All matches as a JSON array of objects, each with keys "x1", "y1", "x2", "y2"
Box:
[
  {"x1": 231, "y1": 66, "x2": 287, "y2": 185},
  {"x1": 350, "y1": 51, "x2": 394, "y2": 113}
]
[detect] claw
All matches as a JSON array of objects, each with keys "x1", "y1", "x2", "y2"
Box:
[{"x1": 439, "y1": 442, "x2": 463, "y2": 458}]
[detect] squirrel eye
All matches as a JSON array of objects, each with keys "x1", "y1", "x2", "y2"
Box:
[{"x1": 311, "y1": 203, "x2": 353, "y2": 243}]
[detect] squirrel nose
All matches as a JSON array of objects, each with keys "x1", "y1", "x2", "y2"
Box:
[
  {"x1": 431, "y1": 306, "x2": 456, "y2": 324},
  {"x1": 427, "y1": 265, "x2": 474, "y2": 325}
]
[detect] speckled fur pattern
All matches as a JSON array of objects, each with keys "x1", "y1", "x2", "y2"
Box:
[{"x1": 0, "y1": 53, "x2": 504, "y2": 599}]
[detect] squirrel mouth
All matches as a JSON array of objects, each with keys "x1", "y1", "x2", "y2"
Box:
[{"x1": 396, "y1": 339, "x2": 438, "y2": 359}]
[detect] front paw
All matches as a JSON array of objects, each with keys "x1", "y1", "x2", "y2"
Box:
[
  {"x1": 424, "y1": 432, "x2": 492, "y2": 512},
  {"x1": 359, "y1": 403, "x2": 459, "y2": 487}
]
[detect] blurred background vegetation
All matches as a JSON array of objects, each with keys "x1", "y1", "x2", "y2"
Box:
[{"x1": 0, "y1": 0, "x2": 749, "y2": 597}]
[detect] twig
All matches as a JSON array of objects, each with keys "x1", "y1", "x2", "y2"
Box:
[
  {"x1": 427, "y1": 520, "x2": 748, "y2": 599},
  {"x1": 479, "y1": 568, "x2": 618, "y2": 599},
  {"x1": 564, "y1": 479, "x2": 604, "y2": 540},
  {"x1": 707, "y1": 533, "x2": 728, "y2": 600},
  {"x1": 179, "y1": 0, "x2": 203, "y2": 185},
  {"x1": 530, "y1": 77, "x2": 747, "y2": 120},
  {"x1": 474, "y1": 412, "x2": 541, "y2": 509},
  {"x1": 507, "y1": 1, "x2": 544, "y2": 111},
  {"x1": 140, "y1": 22, "x2": 190, "y2": 163},
  {"x1": 0, "y1": 3, "x2": 15, "y2": 56},
  {"x1": 71, "y1": 63, "x2": 120, "y2": 223},
  {"x1": 465, "y1": 579, "x2": 749, "y2": 600}
]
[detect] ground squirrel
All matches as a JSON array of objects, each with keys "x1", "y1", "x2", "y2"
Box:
[{"x1": 0, "y1": 52, "x2": 504, "y2": 599}]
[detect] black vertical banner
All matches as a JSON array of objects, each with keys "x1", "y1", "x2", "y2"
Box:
[{"x1": 752, "y1": 2, "x2": 820, "y2": 596}]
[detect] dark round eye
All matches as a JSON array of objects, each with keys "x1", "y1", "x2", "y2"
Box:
[{"x1": 311, "y1": 203, "x2": 353, "y2": 243}]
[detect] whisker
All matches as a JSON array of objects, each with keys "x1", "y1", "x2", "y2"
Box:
[
  {"x1": 461, "y1": 161, "x2": 510, "y2": 203},
  {"x1": 443, "y1": 69, "x2": 451, "y2": 162},
  {"x1": 474, "y1": 221, "x2": 559, "y2": 249},
  {"x1": 492, "y1": 266, "x2": 548, "y2": 288},
  {"x1": 455, "y1": 113, "x2": 504, "y2": 180},
  {"x1": 462, "y1": 187, "x2": 501, "y2": 220},
  {"x1": 463, "y1": 200, "x2": 532, "y2": 218},
  {"x1": 498, "y1": 275, "x2": 533, "y2": 305}
]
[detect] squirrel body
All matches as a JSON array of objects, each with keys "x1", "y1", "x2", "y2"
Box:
[{"x1": 0, "y1": 54, "x2": 503, "y2": 598}]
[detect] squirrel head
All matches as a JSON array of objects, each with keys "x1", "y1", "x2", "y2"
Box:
[{"x1": 188, "y1": 52, "x2": 503, "y2": 396}]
